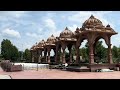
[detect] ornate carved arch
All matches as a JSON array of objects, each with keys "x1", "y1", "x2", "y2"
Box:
[
  {"x1": 93, "y1": 34, "x2": 110, "y2": 46},
  {"x1": 76, "y1": 35, "x2": 89, "y2": 47}
]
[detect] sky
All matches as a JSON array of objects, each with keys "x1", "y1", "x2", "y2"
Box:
[{"x1": 0, "y1": 11, "x2": 120, "y2": 53}]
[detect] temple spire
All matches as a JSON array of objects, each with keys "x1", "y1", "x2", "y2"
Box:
[
  {"x1": 90, "y1": 14, "x2": 94, "y2": 18},
  {"x1": 65, "y1": 27, "x2": 68, "y2": 30}
]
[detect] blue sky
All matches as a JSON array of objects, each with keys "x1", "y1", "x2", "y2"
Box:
[{"x1": 0, "y1": 11, "x2": 120, "y2": 52}]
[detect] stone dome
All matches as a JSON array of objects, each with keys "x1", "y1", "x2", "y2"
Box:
[
  {"x1": 82, "y1": 15, "x2": 103, "y2": 28},
  {"x1": 60, "y1": 27, "x2": 74, "y2": 38},
  {"x1": 46, "y1": 34, "x2": 56, "y2": 44},
  {"x1": 30, "y1": 45, "x2": 35, "y2": 50},
  {"x1": 38, "y1": 39, "x2": 45, "y2": 47}
]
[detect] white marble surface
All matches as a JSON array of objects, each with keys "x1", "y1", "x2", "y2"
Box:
[
  {"x1": 0, "y1": 75, "x2": 11, "y2": 79},
  {"x1": 14, "y1": 63, "x2": 49, "y2": 70}
]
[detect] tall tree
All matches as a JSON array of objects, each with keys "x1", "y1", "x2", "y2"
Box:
[
  {"x1": 1, "y1": 39, "x2": 19, "y2": 62},
  {"x1": 11, "y1": 45, "x2": 19, "y2": 62},
  {"x1": 81, "y1": 41, "x2": 106, "y2": 63},
  {"x1": 95, "y1": 41, "x2": 106, "y2": 61},
  {"x1": 23, "y1": 49, "x2": 31, "y2": 62},
  {"x1": 112, "y1": 46, "x2": 119, "y2": 58}
]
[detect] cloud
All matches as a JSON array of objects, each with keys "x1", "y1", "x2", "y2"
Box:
[
  {"x1": 42, "y1": 18, "x2": 62, "y2": 38},
  {"x1": 68, "y1": 11, "x2": 114, "y2": 28},
  {"x1": 52, "y1": 30, "x2": 61, "y2": 37},
  {"x1": 0, "y1": 11, "x2": 118, "y2": 52},
  {"x1": 0, "y1": 11, "x2": 27, "y2": 22},
  {"x1": 68, "y1": 24, "x2": 78, "y2": 32},
  {"x1": 26, "y1": 33, "x2": 39, "y2": 38},
  {"x1": 0, "y1": 11, "x2": 26, "y2": 18},
  {"x1": 2, "y1": 28, "x2": 21, "y2": 38},
  {"x1": 13, "y1": 11, "x2": 26, "y2": 18},
  {"x1": 44, "y1": 18, "x2": 56, "y2": 30}
]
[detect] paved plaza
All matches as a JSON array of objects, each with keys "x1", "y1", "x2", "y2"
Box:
[{"x1": 0, "y1": 67, "x2": 120, "y2": 79}]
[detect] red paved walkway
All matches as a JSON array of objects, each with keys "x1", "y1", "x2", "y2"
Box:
[{"x1": 0, "y1": 67, "x2": 120, "y2": 79}]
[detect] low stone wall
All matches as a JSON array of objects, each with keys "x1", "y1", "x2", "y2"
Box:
[
  {"x1": 10, "y1": 65, "x2": 22, "y2": 72},
  {"x1": 14, "y1": 63, "x2": 49, "y2": 70},
  {"x1": 0, "y1": 60, "x2": 22, "y2": 72}
]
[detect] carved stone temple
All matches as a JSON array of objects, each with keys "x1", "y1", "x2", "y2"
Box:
[{"x1": 30, "y1": 15, "x2": 118, "y2": 71}]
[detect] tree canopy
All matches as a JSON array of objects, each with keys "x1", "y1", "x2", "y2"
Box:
[{"x1": 1, "y1": 39, "x2": 19, "y2": 62}]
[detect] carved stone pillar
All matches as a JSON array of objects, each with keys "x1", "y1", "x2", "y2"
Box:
[
  {"x1": 62, "y1": 49, "x2": 66, "y2": 63},
  {"x1": 44, "y1": 49, "x2": 47, "y2": 63},
  {"x1": 31, "y1": 52, "x2": 34, "y2": 62},
  {"x1": 38, "y1": 50, "x2": 40, "y2": 63},
  {"x1": 39, "y1": 50, "x2": 42, "y2": 63},
  {"x1": 62, "y1": 43, "x2": 66, "y2": 64},
  {"x1": 36, "y1": 50, "x2": 39, "y2": 63},
  {"x1": 93, "y1": 43, "x2": 96, "y2": 62},
  {"x1": 68, "y1": 45, "x2": 72, "y2": 63},
  {"x1": 47, "y1": 48, "x2": 51, "y2": 63},
  {"x1": 55, "y1": 45, "x2": 59, "y2": 63},
  {"x1": 59, "y1": 48, "x2": 62, "y2": 63},
  {"x1": 108, "y1": 44, "x2": 113, "y2": 64},
  {"x1": 41, "y1": 51, "x2": 42, "y2": 57},
  {"x1": 89, "y1": 44, "x2": 94, "y2": 64},
  {"x1": 53, "y1": 48, "x2": 56, "y2": 62},
  {"x1": 75, "y1": 46, "x2": 80, "y2": 64}
]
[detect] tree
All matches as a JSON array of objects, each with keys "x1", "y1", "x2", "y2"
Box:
[
  {"x1": 1, "y1": 39, "x2": 12, "y2": 60},
  {"x1": 18, "y1": 51, "x2": 23, "y2": 61},
  {"x1": 112, "y1": 46, "x2": 119, "y2": 58},
  {"x1": 1, "y1": 39, "x2": 19, "y2": 62},
  {"x1": 95, "y1": 41, "x2": 106, "y2": 61},
  {"x1": 23, "y1": 49, "x2": 31, "y2": 62},
  {"x1": 81, "y1": 41, "x2": 106, "y2": 63},
  {"x1": 80, "y1": 47, "x2": 89, "y2": 61},
  {"x1": 11, "y1": 45, "x2": 19, "y2": 62}
]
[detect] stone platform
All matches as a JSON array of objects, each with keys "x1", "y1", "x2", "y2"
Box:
[
  {"x1": 88, "y1": 63, "x2": 116, "y2": 72},
  {"x1": 66, "y1": 66, "x2": 90, "y2": 72}
]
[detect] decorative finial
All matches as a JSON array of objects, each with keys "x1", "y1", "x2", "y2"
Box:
[
  {"x1": 90, "y1": 14, "x2": 94, "y2": 18},
  {"x1": 76, "y1": 27, "x2": 79, "y2": 30},
  {"x1": 65, "y1": 27, "x2": 68, "y2": 30},
  {"x1": 106, "y1": 24, "x2": 110, "y2": 27},
  {"x1": 51, "y1": 34, "x2": 54, "y2": 37}
]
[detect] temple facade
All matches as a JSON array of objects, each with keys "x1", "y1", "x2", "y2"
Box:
[{"x1": 30, "y1": 15, "x2": 118, "y2": 65}]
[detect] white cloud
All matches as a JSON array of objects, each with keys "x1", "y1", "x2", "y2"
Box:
[
  {"x1": 42, "y1": 18, "x2": 61, "y2": 38},
  {"x1": 2, "y1": 28, "x2": 21, "y2": 38},
  {"x1": 13, "y1": 11, "x2": 26, "y2": 18},
  {"x1": 37, "y1": 27, "x2": 43, "y2": 33},
  {"x1": 111, "y1": 34, "x2": 120, "y2": 47},
  {"x1": 26, "y1": 33, "x2": 39, "y2": 38},
  {"x1": 68, "y1": 11, "x2": 114, "y2": 28},
  {"x1": 44, "y1": 18, "x2": 56, "y2": 30},
  {"x1": 68, "y1": 24, "x2": 78, "y2": 32},
  {"x1": 68, "y1": 11, "x2": 92, "y2": 23},
  {"x1": 52, "y1": 30, "x2": 61, "y2": 37},
  {"x1": 23, "y1": 44, "x2": 32, "y2": 51},
  {"x1": 0, "y1": 11, "x2": 26, "y2": 18},
  {"x1": 0, "y1": 11, "x2": 26, "y2": 22}
]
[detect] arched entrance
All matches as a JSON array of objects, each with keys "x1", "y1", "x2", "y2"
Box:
[{"x1": 55, "y1": 27, "x2": 77, "y2": 64}]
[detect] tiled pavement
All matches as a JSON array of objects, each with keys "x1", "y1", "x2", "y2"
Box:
[
  {"x1": 0, "y1": 67, "x2": 12, "y2": 79},
  {"x1": 0, "y1": 67, "x2": 120, "y2": 79}
]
